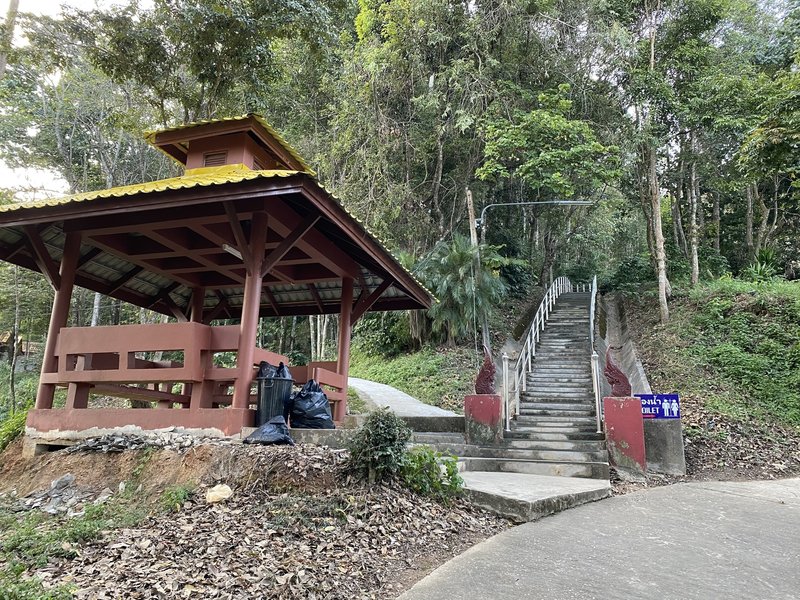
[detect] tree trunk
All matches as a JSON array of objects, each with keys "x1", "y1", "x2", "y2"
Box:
[
  {"x1": 673, "y1": 156, "x2": 688, "y2": 257},
  {"x1": 754, "y1": 183, "x2": 770, "y2": 256},
  {"x1": 90, "y1": 292, "x2": 102, "y2": 326},
  {"x1": 745, "y1": 184, "x2": 754, "y2": 260},
  {"x1": 289, "y1": 316, "x2": 297, "y2": 356},
  {"x1": 9, "y1": 265, "x2": 19, "y2": 412},
  {"x1": 0, "y1": 0, "x2": 19, "y2": 81},
  {"x1": 689, "y1": 139, "x2": 699, "y2": 286},
  {"x1": 647, "y1": 144, "x2": 670, "y2": 323},
  {"x1": 712, "y1": 193, "x2": 720, "y2": 253}
]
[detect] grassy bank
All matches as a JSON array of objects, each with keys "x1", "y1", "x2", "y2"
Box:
[
  {"x1": 644, "y1": 279, "x2": 799, "y2": 425},
  {"x1": 350, "y1": 346, "x2": 480, "y2": 413},
  {"x1": 626, "y1": 278, "x2": 800, "y2": 478}
]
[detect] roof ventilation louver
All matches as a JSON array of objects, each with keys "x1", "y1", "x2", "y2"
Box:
[{"x1": 204, "y1": 151, "x2": 227, "y2": 167}]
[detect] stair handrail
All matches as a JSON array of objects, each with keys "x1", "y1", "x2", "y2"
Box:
[
  {"x1": 504, "y1": 275, "x2": 573, "y2": 430},
  {"x1": 589, "y1": 274, "x2": 603, "y2": 433}
]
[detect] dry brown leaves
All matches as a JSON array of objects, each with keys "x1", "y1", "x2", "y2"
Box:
[{"x1": 34, "y1": 444, "x2": 508, "y2": 599}]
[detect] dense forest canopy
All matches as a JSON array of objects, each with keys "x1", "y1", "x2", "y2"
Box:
[{"x1": 0, "y1": 0, "x2": 798, "y2": 363}]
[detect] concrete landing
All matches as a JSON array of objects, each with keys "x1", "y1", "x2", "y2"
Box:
[
  {"x1": 348, "y1": 377, "x2": 457, "y2": 417},
  {"x1": 460, "y1": 471, "x2": 611, "y2": 522},
  {"x1": 400, "y1": 478, "x2": 800, "y2": 600}
]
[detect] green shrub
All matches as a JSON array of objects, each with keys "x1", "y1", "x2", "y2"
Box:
[
  {"x1": 0, "y1": 572, "x2": 73, "y2": 600},
  {"x1": 160, "y1": 484, "x2": 194, "y2": 511},
  {"x1": 401, "y1": 446, "x2": 463, "y2": 502},
  {"x1": 603, "y1": 254, "x2": 653, "y2": 292},
  {"x1": 352, "y1": 312, "x2": 412, "y2": 357},
  {"x1": 0, "y1": 408, "x2": 28, "y2": 452},
  {"x1": 347, "y1": 409, "x2": 411, "y2": 483}
]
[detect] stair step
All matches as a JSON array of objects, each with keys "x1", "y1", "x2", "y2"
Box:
[
  {"x1": 519, "y1": 410, "x2": 595, "y2": 419},
  {"x1": 519, "y1": 402, "x2": 594, "y2": 414},
  {"x1": 432, "y1": 443, "x2": 608, "y2": 463},
  {"x1": 507, "y1": 429, "x2": 604, "y2": 441},
  {"x1": 461, "y1": 457, "x2": 609, "y2": 480},
  {"x1": 523, "y1": 383, "x2": 593, "y2": 390},
  {"x1": 503, "y1": 439, "x2": 607, "y2": 451},
  {"x1": 514, "y1": 419, "x2": 598, "y2": 429}
]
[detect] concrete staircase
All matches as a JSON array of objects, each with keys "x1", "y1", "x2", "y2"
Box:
[{"x1": 431, "y1": 291, "x2": 609, "y2": 480}]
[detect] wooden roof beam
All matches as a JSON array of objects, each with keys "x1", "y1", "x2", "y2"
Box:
[
  {"x1": 267, "y1": 202, "x2": 359, "y2": 279},
  {"x1": 263, "y1": 286, "x2": 281, "y2": 315},
  {"x1": 146, "y1": 282, "x2": 182, "y2": 309},
  {"x1": 352, "y1": 279, "x2": 393, "y2": 323},
  {"x1": 307, "y1": 284, "x2": 324, "y2": 312},
  {"x1": 223, "y1": 201, "x2": 253, "y2": 267},
  {"x1": 23, "y1": 225, "x2": 60, "y2": 289},
  {"x1": 260, "y1": 212, "x2": 320, "y2": 277},
  {"x1": 204, "y1": 291, "x2": 230, "y2": 323},
  {"x1": 105, "y1": 266, "x2": 144, "y2": 295},
  {"x1": 76, "y1": 247, "x2": 102, "y2": 268}
]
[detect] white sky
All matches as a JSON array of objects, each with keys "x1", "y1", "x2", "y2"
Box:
[{"x1": 1, "y1": 0, "x2": 151, "y2": 200}]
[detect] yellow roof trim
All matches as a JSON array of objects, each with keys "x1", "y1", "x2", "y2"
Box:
[
  {"x1": 143, "y1": 114, "x2": 316, "y2": 176},
  {"x1": 0, "y1": 165, "x2": 300, "y2": 213}
]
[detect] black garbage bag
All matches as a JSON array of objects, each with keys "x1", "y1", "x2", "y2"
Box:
[
  {"x1": 243, "y1": 415, "x2": 294, "y2": 445},
  {"x1": 256, "y1": 360, "x2": 291, "y2": 379},
  {"x1": 289, "y1": 379, "x2": 335, "y2": 429}
]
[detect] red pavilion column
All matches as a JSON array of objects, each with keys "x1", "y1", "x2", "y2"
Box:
[
  {"x1": 232, "y1": 212, "x2": 268, "y2": 410},
  {"x1": 36, "y1": 232, "x2": 81, "y2": 409},
  {"x1": 335, "y1": 277, "x2": 354, "y2": 421}
]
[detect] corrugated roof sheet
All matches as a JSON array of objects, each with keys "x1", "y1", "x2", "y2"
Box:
[{"x1": 0, "y1": 165, "x2": 300, "y2": 214}]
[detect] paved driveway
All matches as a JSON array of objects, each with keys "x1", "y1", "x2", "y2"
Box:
[{"x1": 400, "y1": 478, "x2": 800, "y2": 600}]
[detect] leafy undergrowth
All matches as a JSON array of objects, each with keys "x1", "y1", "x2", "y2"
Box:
[
  {"x1": 350, "y1": 346, "x2": 480, "y2": 413},
  {"x1": 0, "y1": 442, "x2": 507, "y2": 599},
  {"x1": 625, "y1": 278, "x2": 800, "y2": 480}
]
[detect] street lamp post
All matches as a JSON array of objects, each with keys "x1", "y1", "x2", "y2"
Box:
[{"x1": 472, "y1": 199, "x2": 593, "y2": 353}]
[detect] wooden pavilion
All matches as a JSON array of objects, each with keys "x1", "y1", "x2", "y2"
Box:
[{"x1": 0, "y1": 115, "x2": 433, "y2": 435}]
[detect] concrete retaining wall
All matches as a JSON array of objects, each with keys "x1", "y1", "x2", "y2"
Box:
[{"x1": 596, "y1": 294, "x2": 686, "y2": 475}]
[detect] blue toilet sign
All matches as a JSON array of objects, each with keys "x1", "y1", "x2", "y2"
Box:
[{"x1": 635, "y1": 394, "x2": 681, "y2": 419}]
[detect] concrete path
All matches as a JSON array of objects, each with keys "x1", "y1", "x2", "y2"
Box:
[
  {"x1": 461, "y1": 472, "x2": 611, "y2": 522},
  {"x1": 348, "y1": 377, "x2": 457, "y2": 417},
  {"x1": 400, "y1": 478, "x2": 800, "y2": 600}
]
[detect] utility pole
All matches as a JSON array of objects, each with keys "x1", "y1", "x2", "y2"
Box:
[{"x1": 466, "y1": 188, "x2": 492, "y2": 353}]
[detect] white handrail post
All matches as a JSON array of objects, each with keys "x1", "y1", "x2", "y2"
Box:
[
  {"x1": 592, "y1": 351, "x2": 602, "y2": 433},
  {"x1": 503, "y1": 353, "x2": 510, "y2": 430}
]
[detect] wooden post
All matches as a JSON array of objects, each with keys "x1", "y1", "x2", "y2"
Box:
[
  {"x1": 336, "y1": 277, "x2": 353, "y2": 422},
  {"x1": 36, "y1": 232, "x2": 81, "y2": 409},
  {"x1": 190, "y1": 287, "x2": 205, "y2": 322},
  {"x1": 232, "y1": 212, "x2": 268, "y2": 410}
]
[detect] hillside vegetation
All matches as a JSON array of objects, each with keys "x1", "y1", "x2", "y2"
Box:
[{"x1": 627, "y1": 279, "x2": 800, "y2": 478}]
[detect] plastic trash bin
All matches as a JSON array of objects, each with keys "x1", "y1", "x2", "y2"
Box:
[{"x1": 256, "y1": 376, "x2": 293, "y2": 427}]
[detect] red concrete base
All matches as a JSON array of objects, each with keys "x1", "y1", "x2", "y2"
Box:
[
  {"x1": 26, "y1": 408, "x2": 254, "y2": 436},
  {"x1": 464, "y1": 394, "x2": 503, "y2": 445},
  {"x1": 603, "y1": 397, "x2": 646, "y2": 474}
]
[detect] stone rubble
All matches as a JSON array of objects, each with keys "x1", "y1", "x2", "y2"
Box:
[
  {"x1": 64, "y1": 430, "x2": 233, "y2": 454},
  {"x1": 16, "y1": 472, "x2": 114, "y2": 517}
]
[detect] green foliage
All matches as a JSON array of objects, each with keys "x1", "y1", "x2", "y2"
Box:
[
  {"x1": 350, "y1": 346, "x2": 475, "y2": 413},
  {"x1": 0, "y1": 572, "x2": 73, "y2": 600},
  {"x1": 352, "y1": 312, "x2": 412, "y2": 358},
  {"x1": 159, "y1": 484, "x2": 195, "y2": 512},
  {"x1": 512, "y1": 288, "x2": 546, "y2": 340},
  {"x1": 347, "y1": 387, "x2": 368, "y2": 415},
  {"x1": 477, "y1": 85, "x2": 619, "y2": 197},
  {"x1": 415, "y1": 235, "x2": 517, "y2": 345},
  {"x1": 603, "y1": 255, "x2": 655, "y2": 292},
  {"x1": 682, "y1": 279, "x2": 800, "y2": 424},
  {"x1": 0, "y1": 408, "x2": 27, "y2": 453},
  {"x1": 400, "y1": 445, "x2": 463, "y2": 503},
  {"x1": 347, "y1": 409, "x2": 411, "y2": 483}
]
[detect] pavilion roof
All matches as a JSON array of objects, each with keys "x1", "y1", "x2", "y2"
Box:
[{"x1": 0, "y1": 163, "x2": 434, "y2": 320}]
